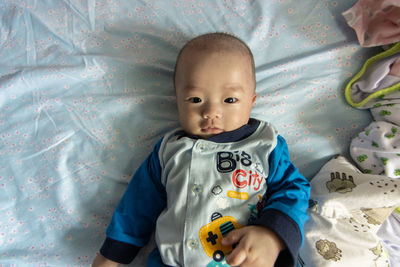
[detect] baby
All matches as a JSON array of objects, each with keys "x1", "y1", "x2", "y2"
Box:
[{"x1": 92, "y1": 32, "x2": 310, "y2": 267}]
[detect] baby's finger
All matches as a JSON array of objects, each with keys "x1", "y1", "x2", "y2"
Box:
[
  {"x1": 225, "y1": 243, "x2": 247, "y2": 267},
  {"x1": 221, "y1": 228, "x2": 243, "y2": 246}
]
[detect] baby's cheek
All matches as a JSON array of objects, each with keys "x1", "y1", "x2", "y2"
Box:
[{"x1": 226, "y1": 115, "x2": 250, "y2": 130}]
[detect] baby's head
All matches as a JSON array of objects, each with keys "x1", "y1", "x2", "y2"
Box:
[{"x1": 174, "y1": 33, "x2": 257, "y2": 139}]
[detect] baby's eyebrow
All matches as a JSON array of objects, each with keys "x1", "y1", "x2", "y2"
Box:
[
  {"x1": 183, "y1": 84, "x2": 246, "y2": 94},
  {"x1": 184, "y1": 85, "x2": 200, "y2": 90},
  {"x1": 183, "y1": 85, "x2": 204, "y2": 92},
  {"x1": 224, "y1": 85, "x2": 245, "y2": 93}
]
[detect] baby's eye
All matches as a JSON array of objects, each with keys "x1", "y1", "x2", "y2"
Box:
[
  {"x1": 188, "y1": 97, "x2": 202, "y2": 103},
  {"x1": 224, "y1": 97, "x2": 238, "y2": 103}
]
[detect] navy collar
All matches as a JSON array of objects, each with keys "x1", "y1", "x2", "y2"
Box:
[{"x1": 177, "y1": 118, "x2": 260, "y2": 143}]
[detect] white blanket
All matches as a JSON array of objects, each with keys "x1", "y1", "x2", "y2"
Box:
[{"x1": 300, "y1": 156, "x2": 400, "y2": 267}]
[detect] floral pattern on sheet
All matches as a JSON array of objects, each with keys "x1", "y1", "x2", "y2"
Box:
[{"x1": 0, "y1": 0, "x2": 375, "y2": 266}]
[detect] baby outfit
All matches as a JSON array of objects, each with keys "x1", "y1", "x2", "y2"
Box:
[
  {"x1": 99, "y1": 119, "x2": 310, "y2": 266},
  {"x1": 343, "y1": 0, "x2": 400, "y2": 178},
  {"x1": 346, "y1": 43, "x2": 400, "y2": 178}
]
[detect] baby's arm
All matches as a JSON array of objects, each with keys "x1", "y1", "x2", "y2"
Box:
[
  {"x1": 222, "y1": 225, "x2": 285, "y2": 267},
  {"x1": 93, "y1": 138, "x2": 166, "y2": 266},
  {"x1": 226, "y1": 135, "x2": 310, "y2": 266},
  {"x1": 92, "y1": 254, "x2": 119, "y2": 267}
]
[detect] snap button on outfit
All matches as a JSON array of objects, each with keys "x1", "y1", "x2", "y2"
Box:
[
  {"x1": 197, "y1": 143, "x2": 206, "y2": 151},
  {"x1": 187, "y1": 239, "x2": 199, "y2": 249},
  {"x1": 192, "y1": 184, "x2": 203, "y2": 195}
]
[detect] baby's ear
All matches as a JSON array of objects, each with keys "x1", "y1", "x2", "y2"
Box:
[{"x1": 252, "y1": 94, "x2": 257, "y2": 104}]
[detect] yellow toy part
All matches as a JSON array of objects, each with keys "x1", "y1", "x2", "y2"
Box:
[{"x1": 199, "y1": 215, "x2": 243, "y2": 262}]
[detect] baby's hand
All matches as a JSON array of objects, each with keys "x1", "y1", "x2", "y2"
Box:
[
  {"x1": 92, "y1": 254, "x2": 119, "y2": 267},
  {"x1": 221, "y1": 225, "x2": 285, "y2": 267}
]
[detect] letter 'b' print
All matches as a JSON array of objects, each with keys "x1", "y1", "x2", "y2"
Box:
[{"x1": 217, "y1": 152, "x2": 236, "y2": 173}]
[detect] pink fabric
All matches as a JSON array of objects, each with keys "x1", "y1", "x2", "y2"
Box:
[
  {"x1": 342, "y1": 0, "x2": 400, "y2": 47},
  {"x1": 392, "y1": 57, "x2": 400, "y2": 76},
  {"x1": 343, "y1": 0, "x2": 400, "y2": 76}
]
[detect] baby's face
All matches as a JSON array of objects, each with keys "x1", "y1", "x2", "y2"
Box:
[{"x1": 175, "y1": 49, "x2": 256, "y2": 139}]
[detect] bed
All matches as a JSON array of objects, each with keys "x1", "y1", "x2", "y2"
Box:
[{"x1": 0, "y1": 0, "x2": 397, "y2": 266}]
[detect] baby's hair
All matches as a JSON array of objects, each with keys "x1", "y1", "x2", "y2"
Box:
[{"x1": 173, "y1": 32, "x2": 255, "y2": 89}]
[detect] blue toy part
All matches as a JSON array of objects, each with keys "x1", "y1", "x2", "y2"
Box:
[{"x1": 206, "y1": 258, "x2": 231, "y2": 267}]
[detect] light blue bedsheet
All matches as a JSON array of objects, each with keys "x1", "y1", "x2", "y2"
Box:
[{"x1": 0, "y1": 0, "x2": 378, "y2": 266}]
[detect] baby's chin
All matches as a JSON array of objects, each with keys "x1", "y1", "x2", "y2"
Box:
[
  {"x1": 191, "y1": 132, "x2": 216, "y2": 139},
  {"x1": 199, "y1": 134, "x2": 217, "y2": 139}
]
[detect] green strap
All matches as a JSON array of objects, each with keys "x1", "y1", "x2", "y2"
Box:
[
  {"x1": 345, "y1": 42, "x2": 400, "y2": 108},
  {"x1": 395, "y1": 206, "x2": 400, "y2": 215}
]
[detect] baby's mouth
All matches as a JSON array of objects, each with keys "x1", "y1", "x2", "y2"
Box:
[{"x1": 201, "y1": 127, "x2": 223, "y2": 134}]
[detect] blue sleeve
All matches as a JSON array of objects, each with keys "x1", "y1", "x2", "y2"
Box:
[
  {"x1": 252, "y1": 135, "x2": 310, "y2": 266},
  {"x1": 100, "y1": 138, "x2": 166, "y2": 264}
]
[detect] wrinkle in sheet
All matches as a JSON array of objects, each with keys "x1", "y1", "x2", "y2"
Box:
[
  {"x1": 24, "y1": 12, "x2": 37, "y2": 66},
  {"x1": 64, "y1": 0, "x2": 96, "y2": 31},
  {"x1": 67, "y1": 107, "x2": 104, "y2": 144},
  {"x1": 21, "y1": 130, "x2": 75, "y2": 161},
  {"x1": 34, "y1": 105, "x2": 58, "y2": 135}
]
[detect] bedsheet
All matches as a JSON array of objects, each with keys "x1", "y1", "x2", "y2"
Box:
[{"x1": 0, "y1": 0, "x2": 380, "y2": 266}]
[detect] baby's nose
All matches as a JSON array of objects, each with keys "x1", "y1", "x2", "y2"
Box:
[{"x1": 202, "y1": 103, "x2": 221, "y2": 119}]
